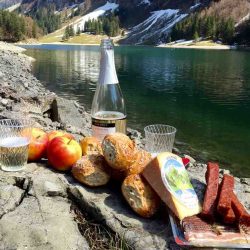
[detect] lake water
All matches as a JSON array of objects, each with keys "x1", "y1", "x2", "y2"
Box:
[{"x1": 22, "y1": 44, "x2": 250, "y2": 177}]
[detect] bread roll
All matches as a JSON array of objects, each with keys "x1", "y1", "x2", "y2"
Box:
[
  {"x1": 80, "y1": 137, "x2": 102, "y2": 156},
  {"x1": 72, "y1": 154, "x2": 110, "y2": 187},
  {"x1": 125, "y1": 150, "x2": 152, "y2": 175},
  {"x1": 121, "y1": 174, "x2": 160, "y2": 218},
  {"x1": 109, "y1": 150, "x2": 152, "y2": 182},
  {"x1": 102, "y1": 133, "x2": 137, "y2": 171}
]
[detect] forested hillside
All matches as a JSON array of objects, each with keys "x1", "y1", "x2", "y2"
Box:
[
  {"x1": 0, "y1": 9, "x2": 41, "y2": 42},
  {"x1": 170, "y1": 0, "x2": 250, "y2": 44},
  {"x1": 0, "y1": 0, "x2": 249, "y2": 45},
  {"x1": 29, "y1": 4, "x2": 61, "y2": 34}
]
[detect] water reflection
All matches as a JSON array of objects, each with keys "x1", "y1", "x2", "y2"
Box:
[{"x1": 23, "y1": 45, "x2": 250, "y2": 177}]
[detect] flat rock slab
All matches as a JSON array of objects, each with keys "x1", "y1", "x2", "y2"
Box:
[
  {"x1": 0, "y1": 165, "x2": 89, "y2": 250},
  {"x1": 0, "y1": 163, "x2": 249, "y2": 250}
]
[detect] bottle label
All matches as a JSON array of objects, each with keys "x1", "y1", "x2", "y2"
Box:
[
  {"x1": 161, "y1": 157, "x2": 199, "y2": 209},
  {"x1": 92, "y1": 124, "x2": 116, "y2": 141},
  {"x1": 92, "y1": 116, "x2": 126, "y2": 141}
]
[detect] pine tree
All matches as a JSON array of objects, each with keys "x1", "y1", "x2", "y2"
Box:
[
  {"x1": 76, "y1": 27, "x2": 81, "y2": 36},
  {"x1": 222, "y1": 18, "x2": 235, "y2": 44},
  {"x1": 67, "y1": 25, "x2": 75, "y2": 37},
  {"x1": 96, "y1": 20, "x2": 100, "y2": 35},
  {"x1": 99, "y1": 21, "x2": 103, "y2": 34},
  {"x1": 193, "y1": 31, "x2": 199, "y2": 42},
  {"x1": 62, "y1": 26, "x2": 70, "y2": 41},
  {"x1": 84, "y1": 20, "x2": 89, "y2": 32},
  {"x1": 32, "y1": 22, "x2": 37, "y2": 38}
]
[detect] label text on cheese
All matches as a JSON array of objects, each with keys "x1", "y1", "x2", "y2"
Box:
[{"x1": 161, "y1": 157, "x2": 199, "y2": 209}]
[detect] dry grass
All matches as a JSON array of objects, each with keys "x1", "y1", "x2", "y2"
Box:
[
  {"x1": 71, "y1": 204, "x2": 133, "y2": 250},
  {"x1": 39, "y1": 33, "x2": 106, "y2": 45},
  {"x1": 189, "y1": 40, "x2": 219, "y2": 46}
]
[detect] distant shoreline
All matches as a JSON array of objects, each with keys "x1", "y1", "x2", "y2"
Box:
[
  {"x1": 16, "y1": 42, "x2": 232, "y2": 50},
  {"x1": 18, "y1": 41, "x2": 240, "y2": 50},
  {"x1": 159, "y1": 44, "x2": 234, "y2": 50}
]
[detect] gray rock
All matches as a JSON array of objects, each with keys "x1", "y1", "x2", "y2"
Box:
[
  {"x1": 0, "y1": 184, "x2": 25, "y2": 218},
  {"x1": 0, "y1": 195, "x2": 89, "y2": 250},
  {"x1": 67, "y1": 182, "x2": 170, "y2": 250},
  {"x1": 51, "y1": 97, "x2": 86, "y2": 130},
  {"x1": 23, "y1": 81, "x2": 29, "y2": 88},
  {"x1": 0, "y1": 165, "x2": 89, "y2": 250},
  {"x1": 44, "y1": 181, "x2": 65, "y2": 197},
  {"x1": 1, "y1": 98, "x2": 8, "y2": 106}
]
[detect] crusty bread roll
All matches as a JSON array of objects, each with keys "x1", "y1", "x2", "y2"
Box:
[
  {"x1": 125, "y1": 150, "x2": 152, "y2": 176},
  {"x1": 80, "y1": 137, "x2": 102, "y2": 156},
  {"x1": 72, "y1": 154, "x2": 110, "y2": 187},
  {"x1": 102, "y1": 133, "x2": 137, "y2": 171},
  {"x1": 121, "y1": 174, "x2": 160, "y2": 218},
  {"x1": 108, "y1": 150, "x2": 152, "y2": 182}
]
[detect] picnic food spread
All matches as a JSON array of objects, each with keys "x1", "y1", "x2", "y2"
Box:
[
  {"x1": 26, "y1": 127, "x2": 250, "y2": 247},
  {"x1": 181, "y1": 163, "x2": 250, "y2": 246}
]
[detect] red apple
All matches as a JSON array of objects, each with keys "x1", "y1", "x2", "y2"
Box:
[
  {"x1": 47, "y1": 136, "x2": 82, "y2": 171},
  {"x1": 28, "y1": 128, "x2": 49, "y2": 161},
  {"x1": 48, "y1": 130, "x2": 74, "y2": 142}
]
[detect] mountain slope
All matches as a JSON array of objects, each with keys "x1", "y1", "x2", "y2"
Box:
[
  {"x1": 122, "y1": 9, "x2": 188, "y2": 45},
  {"x1": 0, "y1": 0, "x2": 21, "y2": 9},
  {"x1": 0, "y1": 0, "x2": 249, "y2": 45},
  {"x1": 72, "y1": 1, "x2": 118, "y2": 32}
]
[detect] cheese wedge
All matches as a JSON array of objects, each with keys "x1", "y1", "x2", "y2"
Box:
[{"x1": 142, "y1": 152, "x2": 201, "y2": 220}]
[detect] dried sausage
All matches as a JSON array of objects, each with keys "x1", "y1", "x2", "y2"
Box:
[
  {"x1": 224, "y1": 207, "x2": 236, "y2": 224},
  {"x1": 231, "y1": 192, "x2": 248, "y2": 219},
  {"x1": 217, "y1": 174, "x2": 234, "y2": 215},
  {"x1": 201, "y1": 162, "x2": 219, "y2": 221}
]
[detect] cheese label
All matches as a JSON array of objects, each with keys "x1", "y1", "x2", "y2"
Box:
[{"x1": 161, "y1": 157, "x2": 199, "y2": 209}]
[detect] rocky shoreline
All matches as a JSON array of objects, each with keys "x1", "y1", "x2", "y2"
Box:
[{"x1": 0, "y1": 43, "x2": 249, "y2": 250}]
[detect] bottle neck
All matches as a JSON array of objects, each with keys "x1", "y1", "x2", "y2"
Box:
[{"x1": 98, "y1": 48, "x2": 119, "y2": 85}]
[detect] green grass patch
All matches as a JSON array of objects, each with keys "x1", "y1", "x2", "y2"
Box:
[
  {"x1": 39, "y1": 33, "x2": 107, "y2": 45},
  {"x1": 189, "y1": 40, "x2": 222, "y2": 46}
]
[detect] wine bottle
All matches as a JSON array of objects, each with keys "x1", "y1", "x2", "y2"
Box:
[{"x1": 91, "y1": 39, "x2": 126, "y2": 141}]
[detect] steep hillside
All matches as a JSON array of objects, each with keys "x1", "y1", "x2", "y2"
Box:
[
  {"x1": 120, "y1": 0, "x2": 250, "y2": 45},
  {"x1": 19, "y1": 0, "x2": 83, "y2": 13},
  {"x1": 0, "y1": 0, "x2": 249, "y2": 45},
  {"x1": 0, "y1": 0, "x2": 21, "y2": 9},
  {"x1": 200, "y1": 0, "x2": 250, "y2": 23},
  {"x1": 120, "y1": 0, "x2": 210, "y2": 44}
]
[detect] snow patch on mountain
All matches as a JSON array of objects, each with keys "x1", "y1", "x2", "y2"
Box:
[
  {"x1": 0, "y1": 0, "x2": 21, "y2": 9},
  {"x1": 138, "y1": 0, "x2": 151, "y2": 6},
  {"x1": 72, "y1": 1, "x2": 119, "y2": 32},
  {"x1": 6, "y1": 2, "x2": 20, "y2": 11},
  {"x1": 235, "y1": 13, "x2": 250, "y2": 27},
  {"x1": 125, "y1": 9, "x2": 187, "y2": 44},
  {"x1": 190, "y1": 3, "x2": 201, "y2": 10}
]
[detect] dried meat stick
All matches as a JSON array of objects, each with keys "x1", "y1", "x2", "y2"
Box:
[
  {"x1": 231, "y1": 192, "x2": 248, "y2": 220},
  {"x1": 239, "y1": 214, "x2": 250, "y2": 231},
  {"x1": 217, "y1": 174, "x2": 234, "y2": 215},
  {"x1": 201, "y1": 162, "x2": 219, "y2": 221},
  {"x1": 224, "y1": 206, "x2": 236, "y2": 224}
]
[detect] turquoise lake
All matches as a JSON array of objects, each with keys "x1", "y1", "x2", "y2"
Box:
[{"x1": 22, "y1": 44, "x2": 250, "y2": 177}]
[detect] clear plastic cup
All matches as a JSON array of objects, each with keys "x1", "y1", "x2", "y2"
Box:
[
  {"x1": 0, "y1": 119, "x2": 33, "y2": 172},
  {"x1": 144, "y1": 124, "x2": 177, "y2": 157}
]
